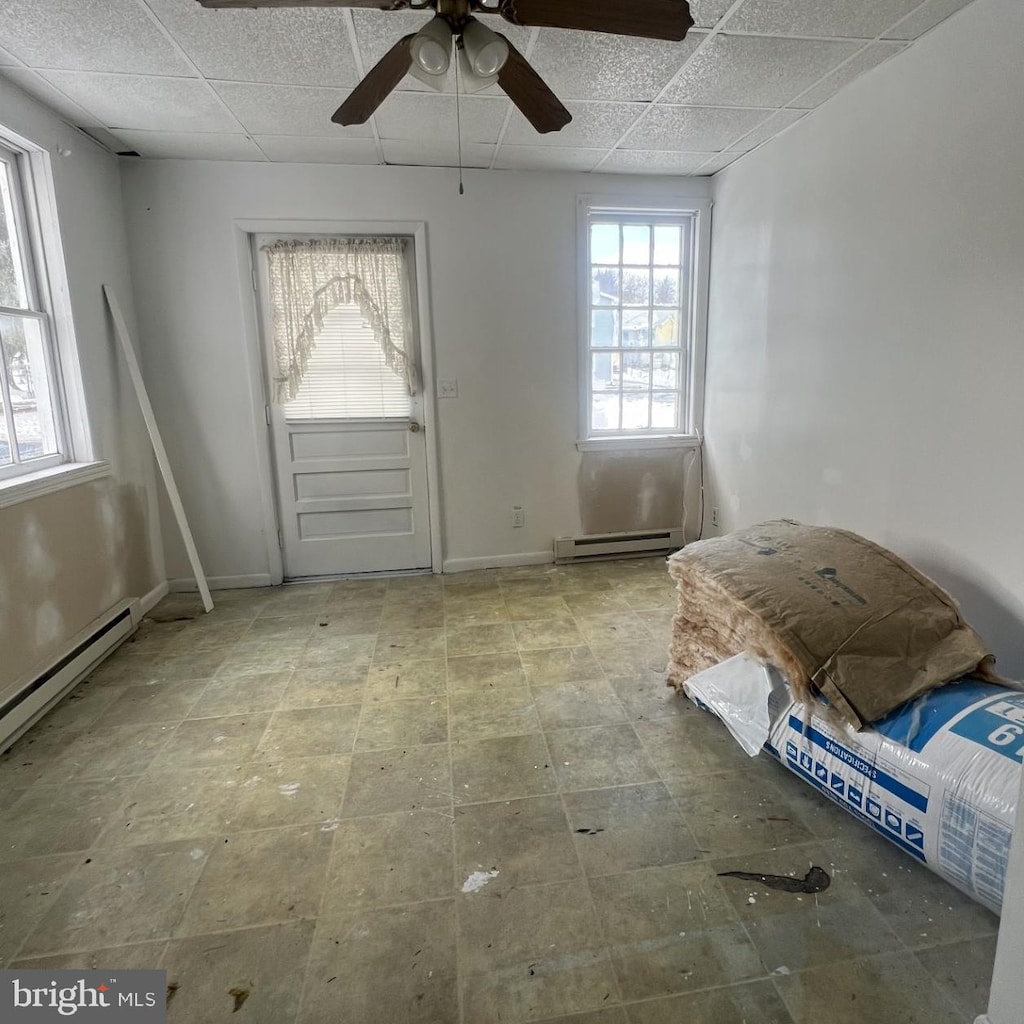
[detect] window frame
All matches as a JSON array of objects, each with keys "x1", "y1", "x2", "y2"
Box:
[
  {"x1": 0, "y1": 127, "x2": 103, "y2": 505},
  {"x1": 576, "y1": 194, "x2": 711, "y2": 450}
]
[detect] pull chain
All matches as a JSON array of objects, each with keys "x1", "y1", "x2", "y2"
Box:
[{"x1": 454, "y1": 38, "x2": 465, "y2": 195}]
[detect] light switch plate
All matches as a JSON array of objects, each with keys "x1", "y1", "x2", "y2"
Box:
[{"x1": 437, "y1": 378, "x2": 458, "y2": 399}]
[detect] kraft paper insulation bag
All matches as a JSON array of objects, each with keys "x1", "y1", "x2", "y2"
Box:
[
  {"x1": 666, "y1": 520, "x2": 997, "y2": 729},
  {"x1": 685, "y1": 655, "x2": 1021, "y2": 914}
]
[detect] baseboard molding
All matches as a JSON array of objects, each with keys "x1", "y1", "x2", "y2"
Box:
[
  {"x1": 442, "y1": 551, "x2": 554, "y2": 574},
  {"x1": 169, "y1": 574, "x2": 273, "y2": 593},
  {"x1": 139, "y1": 580, "x2": 169, "y2": 615}
]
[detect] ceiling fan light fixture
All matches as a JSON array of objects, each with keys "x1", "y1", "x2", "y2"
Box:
[
  {"x1": 410, "y1": 15, "x2": 453, "y2": 76},
  {"x1": 456, "y1": 48, "x2": 497, "y2": 94},
  {"x1": 461, "y1": 17, "x2": 509, "y2": 78}
]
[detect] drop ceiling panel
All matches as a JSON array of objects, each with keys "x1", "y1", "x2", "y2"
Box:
[
  {"x1": 883, "y1": 0, "x2": 976, "y2": 39},
  {"x1": 255, "y1": 135, "x2": 381, "y2": 164},
  {"x1": 38, "y1": 71, "x2": 242, "y2": 133},
  {"x1": 381, "y1": 140, "x2": 494, "y2": 168},
  {"x1": 726, "y1": 0, "x2": 924, "y2": 39},
  {"x1": 214, "y1": 82, "x2": 372, "y2": 138},
  {"x1": 700, "y1": 151, "x2": 743, "y2": 173},
  {"x1": 374, "y1": 93, "x2": 508, "y2": 146},
  {"x1": 690, "y1": 0, "x2": 738, "y2": 29},
  {"x1": 0, "y1": 0, "x2": 982, "y2": 176},
  {"x1": 662, "y1": 34, "x2": 861, "y2": 107},
  {"x1": 790, "y1": 42, "x2": 908, "y2": 108},
  {"x1": 111, "y1": 129, "x2": 265, "y2": 161},
  {"x1": 598, "y1": 150, "x2": 716, "y2": 175},
  {"x1": 494, "y1": 146, "x2": 604, "y2": 172},
  {"x1": 0, "y1": 69, "x2": 104, "y2": 127},
  {"x1": 0, "y1": 0, "x2": 192, "y2": 76},
  {"x1": 144, "y1": 0, "x2": 360, "y2": 88},
  {"x1": 527, "y1": 30, "x2": 703, "y2": 102},
  {"x1": 728, "y1": 108, "x2": 806, "y2": 150},
  {"x1": 504, "y1": 101, "x2": 646, "y2": 148},
  {"x1": 621, "y1": 105, "x2": 767, "y2": 153}
]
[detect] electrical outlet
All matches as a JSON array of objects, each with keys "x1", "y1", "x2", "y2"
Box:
[
  {"x1": 711, "y1": 506, "x2": 720, "y2": 528},
  {"x1": 512, "y1": 506, "x2": 525, "y2": 529},
  {"x1": 437, "y1": 378, "x2": 458, "y2": 399}
]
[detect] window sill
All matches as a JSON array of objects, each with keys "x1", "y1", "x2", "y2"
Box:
[
  {"x1": 0, "y1": 460, "x2": 111, "y2": 511},
  {"x1": 576, "y1": 436, "x2": 700, "y2": 453}
]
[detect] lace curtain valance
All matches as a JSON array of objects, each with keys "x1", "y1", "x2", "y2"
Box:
[{"x1": 261, "y1": 236, "x2": 417, "y2": 402}]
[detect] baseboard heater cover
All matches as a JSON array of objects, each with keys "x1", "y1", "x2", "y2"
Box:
[
  {"x1": 554, "y1": 528, "x2": 685, "y2": 564},
  {"x1": 0, "y1": 598, "x2": 140, "y2": 752}
]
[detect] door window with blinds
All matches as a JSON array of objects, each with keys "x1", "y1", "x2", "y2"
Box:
[{"x1": 261, "y1": 236, "x2": 417, "y2": 421}]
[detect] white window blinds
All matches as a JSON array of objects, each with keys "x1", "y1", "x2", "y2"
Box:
[{"x1": 282, "y1": 304, "x2": 410, "y2": 421}]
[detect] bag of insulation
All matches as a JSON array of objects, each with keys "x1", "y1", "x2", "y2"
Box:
[{"x1": 684, "y1": 655, "x2": 1022, "y2": 914}]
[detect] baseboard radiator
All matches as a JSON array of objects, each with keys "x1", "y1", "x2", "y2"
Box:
[
  {"x1": 554, "y1": 528, "x2": 685, "y2": 564},
  {"x1": 0, "y1": 598, "x2": 141, "y2": 752}
]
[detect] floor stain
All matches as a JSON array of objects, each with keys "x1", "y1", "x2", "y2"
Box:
[
  {"x1": 229, "y1": 987, "x2": 250, "y2": 1013},
  {"x1": 718, "y1": 865, "x2": 831, "y2": 893}
]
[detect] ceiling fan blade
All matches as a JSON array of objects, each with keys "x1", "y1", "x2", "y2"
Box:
[
  {"x1": 332, "y1": 34, "x2": 415, "y2": 125},
  {"x1": 196, "y1": 1, "x2": 413, "y2": 9},
  {"x1": 497, "y1": 39, "x2": 571, "y2": 135},
  {"x1": 496, "y1": 0, "x2": 693, "y2": 41}
]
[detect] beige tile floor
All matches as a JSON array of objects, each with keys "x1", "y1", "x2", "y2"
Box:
[{"x1": 0, "y1": 558, "x2": 1000, "y2": 1023}]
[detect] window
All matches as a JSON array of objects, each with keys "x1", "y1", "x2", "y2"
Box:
[
  {"x1": 579, "y1": 199, "x2": 709, "y2": 446},
  {"x1": 0, "y1": 139, "x2": 66, "y2": 481},
  {"x1": 283, "y1": 304, "x2": 411, "y2": 421}
]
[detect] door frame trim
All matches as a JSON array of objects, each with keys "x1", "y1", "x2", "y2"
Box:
[{"x1": 233, "y1": 218, "x2": 444, "y2": 581}]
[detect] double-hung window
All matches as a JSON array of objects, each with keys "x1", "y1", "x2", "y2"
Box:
[
  {"x1": 579, "y1": 198, "x2": 710, "y2": 447},
  {"x1": 0, "y1": 138, "x2": 70, "y2": 483}
]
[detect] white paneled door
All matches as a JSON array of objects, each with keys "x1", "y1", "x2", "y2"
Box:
[{"x1": 256, "y1": 237, "x2": 432, "y2": 579}]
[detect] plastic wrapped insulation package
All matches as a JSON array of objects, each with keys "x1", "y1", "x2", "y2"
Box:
[{"x1": 684, "y1": 655, "x2": 1022, "y2": 914}]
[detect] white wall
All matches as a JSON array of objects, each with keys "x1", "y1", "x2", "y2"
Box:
[
  {"x1": 119, "y1": 161, "x2": 709, "y2": 580},
  {"x1": 0, "y1": 78, "x2": 162, "y2": 689},
  {"x1": 702, "y1": 4, "x2": 1024, "y2": 1018},
  {"x1": 705, "y1": 0, "x2": 1024, "y2": 677}
]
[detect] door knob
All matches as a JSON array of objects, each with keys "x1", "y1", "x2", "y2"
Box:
[{"x1": 409, "y1": 420, "x2": 421, "y2": 433}]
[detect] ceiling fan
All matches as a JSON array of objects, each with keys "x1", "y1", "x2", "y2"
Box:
[{"x1": 197, "y1": 0, "x2": 694, "y2": 135}]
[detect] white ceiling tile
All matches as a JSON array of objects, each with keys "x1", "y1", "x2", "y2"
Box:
[
  {"x1": 691, "y1": 0, "x2": 737, "y2": 29},
  {"x1": 374, "y1": 93, "x2": 508, "y2": 146},
  {"x1": 701, "y1": 150, "x2": 744, "y2": 173},
  {"x1": 38, "y1": 72, "x2": 242, "y2": 133},
  {"x1": 883, "y1": 0, "x2": 977, "y2": 39},
  {"x1": 621, "y1": 105, "x2": 766, "y2": 152},
  {"x1": 494, "y1": 146, "x2": 604, "y2": 172},
  {"x1": 789, "y1": 41, "x2": 907, "y2": 108},
  {"x1": 527, "y1": 30, "x2": 702, "y2": 102},
  {"x1": 76, "y1": 126, "x2": 127, "y2": 152},
  {"x1": 728, "y1": 108, "x2": 807, "y2": 149},
  {"x1": 0, "y1": 68, "x2": 103, "y2": 127},
  {"x1": 380, "y1": 140, "x2": 494, "y2": 169},
  {"x1": 726, "y1": 0, "x2": 923, "y2": 39},
  {"x1": 0, "y1": 0, "x2": 192, "y2": 76},
  {"x1": 0, "y1": 45, "x2": 22, "y2": 66},
  {"x1": 111, "y1": 129, "x2": 265, "y2": 161},
  {"x1": 144, "y1": 0, "x2": 359, "y2": 88},
  {"x1": 214, "y1": 82, "x2": 372, "y2": 138},
  {"x1": 254, "y1": 135, "x2": 381, "y2": 164},
  {"x1": 662, "y1": 34, "x2": 860, "y2": 107},
  {"x1": 504, "y1": 101, "x2": 644, "y2": 148},
  {"x1": 597, "y1": 150, "x2": 716, "y2": 175}
]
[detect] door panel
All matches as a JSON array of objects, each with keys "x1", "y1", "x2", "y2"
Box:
[{"x1": 255, "y1": 235, "x2": 432, "y2": 579}]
